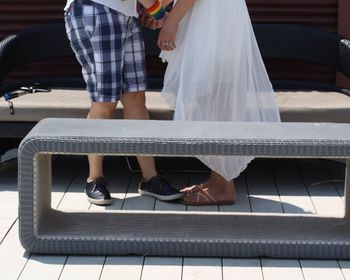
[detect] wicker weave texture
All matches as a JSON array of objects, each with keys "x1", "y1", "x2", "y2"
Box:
[{"x1": 18, "y1": 119, "x2": 350, "y2": 258}]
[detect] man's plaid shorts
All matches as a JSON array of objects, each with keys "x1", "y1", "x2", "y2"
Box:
[{"x1": 64, "y1": 0, "x2": 147, "y2": 102}]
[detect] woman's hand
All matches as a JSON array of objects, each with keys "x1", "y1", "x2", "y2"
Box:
[
  {"x1": 157, "y1": 0, "x2": 196, "y2": 51},
  {"x1": 157, "y1": 18, "x2": 178, "y2": 51}
]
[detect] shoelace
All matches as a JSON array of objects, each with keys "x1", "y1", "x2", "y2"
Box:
[{"x1": 91, "y1": 178, "x2": 106, "y2": 192}]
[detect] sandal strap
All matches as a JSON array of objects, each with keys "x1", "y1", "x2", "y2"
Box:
[{"x1": 197, "y1": 189, "x2": 217, "y2": 204}]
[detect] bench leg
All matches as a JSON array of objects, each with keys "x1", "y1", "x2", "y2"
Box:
[
  {"x1": 19, "y1": 152, "x2": 52, "y2": 249},
  {"x1": 345, "y1": 160, "x2": 350, "y2": 217}
]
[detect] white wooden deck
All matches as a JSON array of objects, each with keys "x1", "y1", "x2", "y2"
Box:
[{"x1": 0, "y1": 152, "x2": 349, "y2": 280}]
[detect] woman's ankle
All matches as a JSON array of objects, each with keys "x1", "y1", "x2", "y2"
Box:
[{"x1": 207, "y1": 171, "x2": 233, "y2": 189}]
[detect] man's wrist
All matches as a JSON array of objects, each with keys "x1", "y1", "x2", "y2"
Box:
[{"x1": 146, "y1": 0, "x2": 166, "y2": 20}]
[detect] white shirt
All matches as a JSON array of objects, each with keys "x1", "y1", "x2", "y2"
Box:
[{"x1": 64, "y1": 0, "x2": 138, "y2": 17}]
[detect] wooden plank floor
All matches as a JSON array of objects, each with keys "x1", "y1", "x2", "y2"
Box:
[{"x1": 0, "y1": 153, "x2": 349, "y2": 280}]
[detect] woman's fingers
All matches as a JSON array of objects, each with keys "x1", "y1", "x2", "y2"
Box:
[
  {"x1": 169, "y1": 40, "x2": 176, "y2": 49},
  {"x1": 158, "y1": 36, "x2": 169, "y2": 50},
  {"x1": 159, "y1": 40, "x2": 174, "y2": 50},
  {"x1": 158, "y1": 33, "x2": 176, "y2": 50},
  {"x1": 162, "y1": 40, "x2": 173, "y2": 51}
]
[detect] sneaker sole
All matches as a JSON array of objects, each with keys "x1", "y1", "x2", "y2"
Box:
[
  {"x1": 138, "y1": 189, "x2": 184, "y2": 201},
  {"x1": 86, "y1": 196, "x2": 112, "y2": 206}
]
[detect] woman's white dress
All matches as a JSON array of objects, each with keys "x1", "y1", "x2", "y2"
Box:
[{"x1": 160, "y1": 0, "x2": 281, "y2": 181}]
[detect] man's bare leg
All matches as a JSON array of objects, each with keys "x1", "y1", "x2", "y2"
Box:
[
  {"x1": 120, "y1": 91, "x2": 158, "y2": 180},
  {"x1": 87, "y1": 102, "x2": 117, "y2": 181}
]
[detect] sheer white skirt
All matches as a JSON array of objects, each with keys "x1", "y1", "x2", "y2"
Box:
[{"x1": 160, "y1": 0, "x2": 281, "y2": 181}]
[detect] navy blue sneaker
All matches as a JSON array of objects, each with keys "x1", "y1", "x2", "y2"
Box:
[
  {"x1": 84, "y1": 177, "x2": 112, "y2": 206},
  {"x1": 138, "y1": 175, "x2": 183, "y2": 201}
]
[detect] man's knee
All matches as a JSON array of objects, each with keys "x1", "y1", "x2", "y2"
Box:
[
  {"x1": 121, "y1": 92, "x2": 146, "y2": 108},
  {"x1": 89, "y1": 102, "x2": 117, "y2": 119}
]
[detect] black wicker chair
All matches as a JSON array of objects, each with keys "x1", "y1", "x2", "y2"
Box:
[
  {"x1": 0, "y1": 22, "x2": 350, "y2": 156},
  {"x1": 254, "y1": 24, "x2": 350, "y2": 94},
  {"x1": 0, "y1": 24, "x2": 81, "y2": 93}
]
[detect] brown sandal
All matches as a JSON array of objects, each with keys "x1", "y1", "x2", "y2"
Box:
[{"x1": 181, "y1": 184, "x2": 234, "y2": 206}]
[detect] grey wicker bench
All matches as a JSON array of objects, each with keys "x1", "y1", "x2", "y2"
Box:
[{"x1": 18, "y1": 118, "x2": 350, "y2": 259}]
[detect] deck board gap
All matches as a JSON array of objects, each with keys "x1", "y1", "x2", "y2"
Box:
[
  {"x1": 0, "y1": 217, "x2": 17, "y2": 245},
  {"x1": 269, "y1": 161, "x2": 286, "y2": 213}
]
